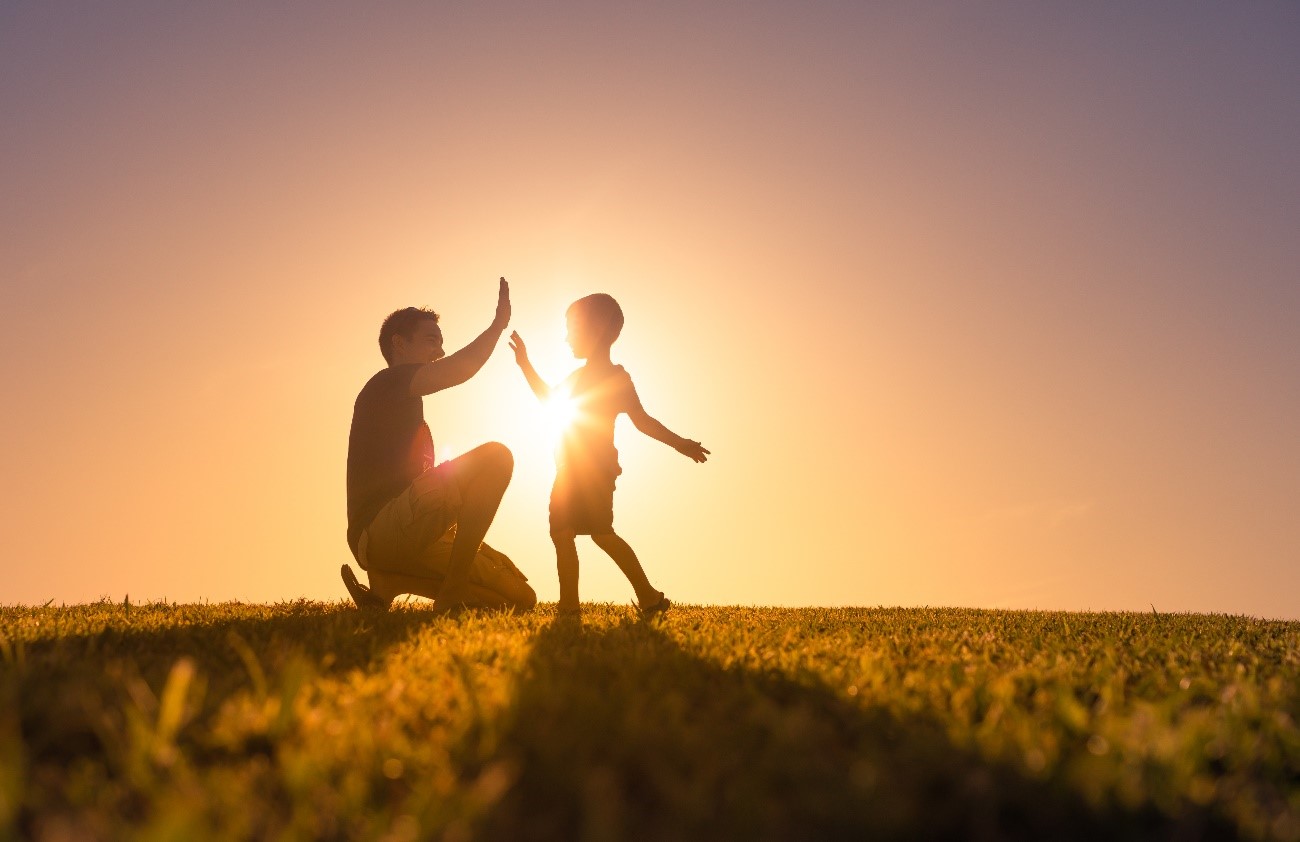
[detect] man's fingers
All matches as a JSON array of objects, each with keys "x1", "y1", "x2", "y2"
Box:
[{"x1": 494, "y1": 277, "x2": 511, "y2": 327}]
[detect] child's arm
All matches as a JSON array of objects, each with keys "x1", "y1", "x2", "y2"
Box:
[
  {"x1": 624, "y1": 379, "x2": 710, "y2": 463},
  {"x1": 508, "y1": 331, "x2": 551, "y2": 402}
]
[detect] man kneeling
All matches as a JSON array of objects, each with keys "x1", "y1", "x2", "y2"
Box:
[{"x1": 342, "y1": 279, "x2": 535, "y2": 612}]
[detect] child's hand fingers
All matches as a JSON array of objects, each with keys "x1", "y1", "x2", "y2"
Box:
[{"x1": 681, "y1": 440, "x2": 709, "y2": 462}]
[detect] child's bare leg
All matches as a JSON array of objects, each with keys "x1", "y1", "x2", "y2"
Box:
[
  {"x1": 591, "y1": 531, "x2": 659, "y2": 605},
  {"x1": 551, "y1": 527, "x2": 580, "y2": 612}
]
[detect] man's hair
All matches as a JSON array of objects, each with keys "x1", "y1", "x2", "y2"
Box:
[
  {"x1": 379, "y1": 307, "x2": 439, "y2": 363},
  {"x1": 568, "y1": 293, "x2": 624, "y2": 346}
]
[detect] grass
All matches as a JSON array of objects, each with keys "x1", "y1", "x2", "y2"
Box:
[{"x1": 2, "y1": 601, "x2": 1298, "y2": 840}]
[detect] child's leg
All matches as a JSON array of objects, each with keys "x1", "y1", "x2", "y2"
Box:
[
  {"x1": 551, "y1": 527, "x2": 580, "y2": 612},
  {"x1": 591, "y1": 531, "x2": 660, "y2": 605}
]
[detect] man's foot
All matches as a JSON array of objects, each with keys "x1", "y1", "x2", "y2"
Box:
[
  {"x1": 639, "y1": 592, "x2": 671, "y2": 619},
  {"x1": 556, "y1": 603, "x2": 582, "y2": 620},
  {"x1": 430, "y1": 599, "x2": 470, "y2": 617},
  {"x1": 341, "y1": 564, "x2": 392, "y2": 611},
  {"x1": 431, "y1": 581, "x2": 504, "y2": 616}
]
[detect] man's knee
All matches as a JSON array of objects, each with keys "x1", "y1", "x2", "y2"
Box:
[
  {"x1": 479, "y1": 440, "x2": 514, "y2": 477},
  {"x1": 455, "y1": 441, "x2": 513, "y2": 491},
  {"x1": 505, "y1": 579, "x2": 538, "y2": 610},
  {"x1": 550, "y1": 526, "x2": 576, "y2": 544}
]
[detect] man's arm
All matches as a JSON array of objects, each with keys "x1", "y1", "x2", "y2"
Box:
[
  {"x1": 409, "y1": 278, "x2": 510, "y2": 397},
  {"x1": 625, "y1": 379, "x2": 710, "y2": 463},
  {"x1": 508, "y1": 331, "x2": 551, "y2": 402}
]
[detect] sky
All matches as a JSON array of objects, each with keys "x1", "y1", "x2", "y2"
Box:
[{"x1": 2, "y1": 2, "x2": 1298, "y2": 617}]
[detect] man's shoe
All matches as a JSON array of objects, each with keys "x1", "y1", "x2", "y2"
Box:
[
  {"x1": 430, "y1": 600, "x2": 466, "y2": 617},
  {"x1": 341, "y1": 564, "x2": 392, "y2": 611}
]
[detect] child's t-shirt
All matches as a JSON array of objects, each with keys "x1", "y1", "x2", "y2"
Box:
[{"x1": 557, "y1": 362, "x2": 636, "y2": 480}]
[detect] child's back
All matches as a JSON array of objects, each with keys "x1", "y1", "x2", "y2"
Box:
[{"x1": 557, "y1": 360, "x2": 633, "y2": 479}]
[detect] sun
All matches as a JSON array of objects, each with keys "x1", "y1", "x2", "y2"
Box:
[{"x1": 541, "y1": 391, "x2": 578, "y2": 441}]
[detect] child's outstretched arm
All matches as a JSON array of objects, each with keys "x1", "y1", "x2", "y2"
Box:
[
  {"x1": 508, "y1": 331, "x2": 551, "y2": 402},
  {"x1": 625, "y1": 383, "x2": 709, "y2": 463}
]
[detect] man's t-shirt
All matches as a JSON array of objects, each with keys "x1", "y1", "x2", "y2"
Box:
[
  {"x1": 346, "y1": 364, "x2": 432, "y2": 556},
  {"x1": 557, "y1": 363, "x2": 636, "y2": 480}
]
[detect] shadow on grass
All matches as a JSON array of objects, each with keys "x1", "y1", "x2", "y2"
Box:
[
  {"x1": 15, "y1": 601, "x2": 430, "y2": 677},
  {"x1": 467, "y1": 617, "x2": 1232, "y2": 842},
  {"x1": 9, "y1": 603, "x2": 431, "y2": 768}
]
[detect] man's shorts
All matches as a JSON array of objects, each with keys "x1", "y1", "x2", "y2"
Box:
[
  {"x1": 357, "y1": 463, "x2": 528, "y2": 591},
  {"x1": 358, "y1": 463, "x2": 461, "y2": 574},
  {"x1": 549, "y1": 466, "x2": 616, "y2": 535}
]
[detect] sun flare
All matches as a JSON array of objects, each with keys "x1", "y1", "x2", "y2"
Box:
[{"x1": 542, "y1": 392, "x2": 578, "y2": 440}]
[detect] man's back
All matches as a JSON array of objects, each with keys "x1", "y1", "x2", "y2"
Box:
[{"x1": 346, "y1": 364, "x2": 432, "y2": 555}]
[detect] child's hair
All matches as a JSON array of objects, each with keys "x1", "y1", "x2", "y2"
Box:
[{"x1": 568, "y1": 293, "x2": 624, "y2": 345}]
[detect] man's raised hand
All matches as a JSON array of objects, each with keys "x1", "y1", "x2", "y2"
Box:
[{"x1": 493, "y1": 277, "x2": 511, "y2": 331}]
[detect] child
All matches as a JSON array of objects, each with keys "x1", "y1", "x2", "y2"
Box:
[{"x1": 509, "y1": 293, "x2": 709, "y2": 616}]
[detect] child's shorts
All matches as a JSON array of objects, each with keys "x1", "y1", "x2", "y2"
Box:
[{"x1": 549, "y1": 467, "x2": 616, "y2": 535}]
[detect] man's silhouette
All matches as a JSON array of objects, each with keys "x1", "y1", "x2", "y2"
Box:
[{"x1": 341, "y1": 278, "x2": 535, "y2": 613}]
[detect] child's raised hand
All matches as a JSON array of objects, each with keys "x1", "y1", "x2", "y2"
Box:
[
  {"x1": 676, "y1": 438, "x2": 710, "y2": 463},
  {"x1": 508, "y1": 331, "x2": 530, "y2": 367}
]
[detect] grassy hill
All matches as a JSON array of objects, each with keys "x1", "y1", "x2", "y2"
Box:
[{"x1": 2, "y1": 602, "x2": 1297, "y2": 840}]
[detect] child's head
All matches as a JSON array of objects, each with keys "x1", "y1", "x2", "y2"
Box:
[{"x1": 565, "y1": 293, "x2": 624, "y2": 359}]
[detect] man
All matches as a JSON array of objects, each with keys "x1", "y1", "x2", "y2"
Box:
[{"x1": 341, "y1": 277, "x2": 535, "y2": 612}]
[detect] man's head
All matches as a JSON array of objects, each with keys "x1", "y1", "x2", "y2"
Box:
[
  {"x1": 565, "y1": 294, "x2": 624, "y2": 359},
  {"x1": 379, "y1": 307, "x2": 443, "y2": 365}
]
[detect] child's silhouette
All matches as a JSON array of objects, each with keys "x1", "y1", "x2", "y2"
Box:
[{"x1": 510, "y1": 294, "x2": 708, "y2": 616}]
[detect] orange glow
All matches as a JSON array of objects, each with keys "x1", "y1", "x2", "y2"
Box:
[{"x1": 2, "y1": 4, "x2": 1298, "y2": 617}]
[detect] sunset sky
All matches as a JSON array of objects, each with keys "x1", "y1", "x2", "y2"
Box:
[{"x1": 3, "y1": 3, "x2": 1297, "y2": 617}]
